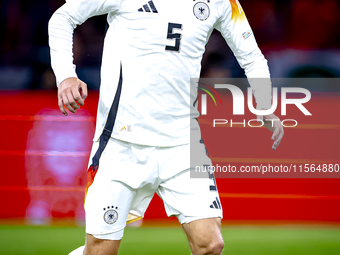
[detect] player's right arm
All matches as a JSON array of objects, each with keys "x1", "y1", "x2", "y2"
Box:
[{"x1": 48, "y1": 0, "x2": 121, "y2": 115}]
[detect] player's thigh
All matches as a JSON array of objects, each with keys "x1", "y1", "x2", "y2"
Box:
[
  {"x1": 157, "y1": 142, "x2": 222, "y2": 223},
  {"x1": 85, "y1": 139, "x2": 138, "y2": 238},
  {"x1": 85, "y1": 177, "x2": 135, "y2": 237},
  {"x1": 182, "y1": 218, "x2": 224, "y2": 254},
  {"x1": 84, "y1": 234, "x2": 121, "y2": 255},
  {"x1": 85, "y1": 138, "x2": 158, "y2": 237}
]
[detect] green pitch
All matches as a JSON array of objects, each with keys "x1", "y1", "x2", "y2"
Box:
[{"x1": 0, "y1": 224, "x2": 340, "y2": 255}]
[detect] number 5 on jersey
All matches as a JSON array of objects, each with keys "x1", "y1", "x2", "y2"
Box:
[{"x1": 165, "y1": 23, "x2": 182, "y2": 52}]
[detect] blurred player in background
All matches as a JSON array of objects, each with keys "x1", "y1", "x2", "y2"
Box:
[{"x1": 49, "y1": 0, "x2": 283, "y2": 254}]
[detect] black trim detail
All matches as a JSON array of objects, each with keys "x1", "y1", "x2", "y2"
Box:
[
  {"x1": 209, "y1": 186, "x2": 217, "y2": 191},
  {"x1": 216, "y1": 197, "x2": 221, "y2": 209},
  {"x1": 89, "y1": 65, "x2": 123, "y2": 169},
  {"x1": 138, "y1": 8, "x2": 143, "y2": 12},
  {"x1": 90, "y1": 134, "x2": 109, "y2": 168},
  {"x1": 199, "y1": 138, "x2": 210, "y2": 156},
  {"x1": 206, "y1": 165, "x2": 218, "y2": 192},
  {"x1": 102, "y1": 67, "x2": 123, "y2": 137}
]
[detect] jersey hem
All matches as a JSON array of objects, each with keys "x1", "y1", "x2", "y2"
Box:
[{"x1": 92, "y1": 134, "x2": 190, "y2": 147}]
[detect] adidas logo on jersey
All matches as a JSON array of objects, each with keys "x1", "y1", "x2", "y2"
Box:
[{"x1": 138, "y1": 1, "x2": 158, "y2": 13}]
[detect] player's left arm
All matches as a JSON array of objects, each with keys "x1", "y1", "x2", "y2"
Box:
[{"x1": 214, "y1": 0, "x2": 283, "y2": 150}]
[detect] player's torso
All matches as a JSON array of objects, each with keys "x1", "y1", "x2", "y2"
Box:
[{"x1": 96, "y1": 0, "x2": 228, "y2": 146}]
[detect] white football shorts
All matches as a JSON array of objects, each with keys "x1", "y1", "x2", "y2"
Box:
[{"x1": 84, "y1": 137, "x2": 222, "y2": 240}]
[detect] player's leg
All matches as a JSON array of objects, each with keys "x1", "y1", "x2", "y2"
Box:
[
  {"x1": 157, "y1": 142, "x2": 224, "y2": 255},
  {"x1": 79, "y1": 138, "x2": 160, "y2": 255},
  {"x1": 159, "y1": 172, "x2": 224, "y2": 255},
  {"x1": 83, "y1": 235, "x2": 121, "y2": 255},
  {"x1": 82, "y1": 177, "x2": 133, "y2": 255},
  {"x1": 79, "y1": 139, "x2": 138, "y2": 255},
  {"x1": 181, "y1": 218, "x2": 224, "y2": 255}
]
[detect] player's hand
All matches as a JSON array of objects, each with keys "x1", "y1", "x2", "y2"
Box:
[
  {"x1": 258, "y1": 113, "x2": 284, "y2": 150},
  {"x1": 58, "y1": 77, "x2": 88, "y2": 116}
]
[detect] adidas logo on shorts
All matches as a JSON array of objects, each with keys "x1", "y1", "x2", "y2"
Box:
[
  {"x1": 138, "y1": 1, "x2": 158, "y2": 13},
  {"x1": 210, "y1": 197, "x2": 222, "y2": 209}
]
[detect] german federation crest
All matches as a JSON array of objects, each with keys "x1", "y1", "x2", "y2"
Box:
[
  {"x1": 103, "y1": 209, "x2": 118, "y2": 224},
  {"x1": 193, "y1": 2, "x2": 210, "y2": 21}
]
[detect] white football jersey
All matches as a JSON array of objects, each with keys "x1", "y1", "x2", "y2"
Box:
[{"x1": 49, "y1": 0, "x2": 271, "y2": 146}]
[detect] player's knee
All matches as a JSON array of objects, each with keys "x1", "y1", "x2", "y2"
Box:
[
  {"x1": 192, "y1": 233, "x2": 224, "y2": 255},
  {"x1": 206, "y1": 238, "x2": 224, "y2": 255}
]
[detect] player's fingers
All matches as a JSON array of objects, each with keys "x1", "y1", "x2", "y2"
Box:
[
  {"x1": 66, "y1": 91, "x2": 80, "y2": 112},
  {"x1": 71, "y1": 86, "x2": 84, "y2": 106},
  {"x1": 272, "y1": 135, "x2": 282, "y2": 150},
  {"x1": 58, "y1": 96, "x2": 68, "y2": 116},
  {"x1": 62, "y1": 94, "x2": 76, "y2": 113},
  {"x1": 271, "y1": 120, "x2": 281, "y2": 140},
  {"x1": 79, "y1": 81, "x2": 88, "y2": 100},
  {"x1": 272, "y1": 124, "x2": 284, "y2": 150}
]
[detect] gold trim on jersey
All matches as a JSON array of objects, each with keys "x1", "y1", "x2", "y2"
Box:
[
  {"x1": 126, "y1": 212, "x2": 143, "y2": 224},
  {"x1": 230, "y1": 0, "x2": 246, "y2": 24}
]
